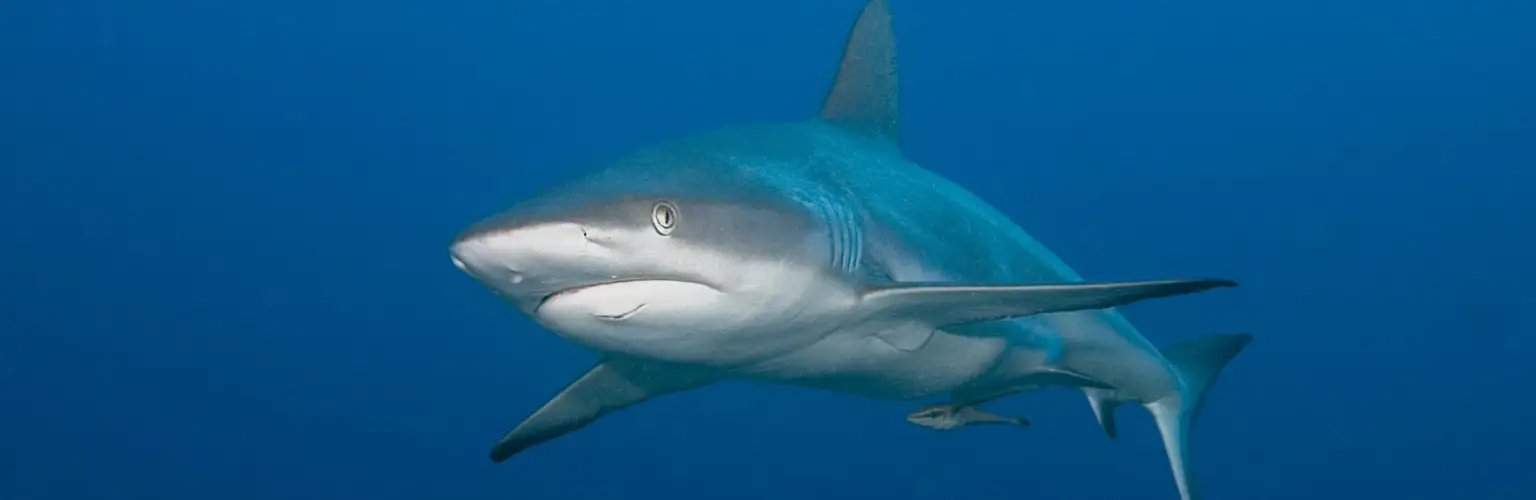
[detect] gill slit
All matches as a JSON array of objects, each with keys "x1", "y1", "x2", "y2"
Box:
[{"x1": 818, "y1": 200, "x2": 863, "y2": 275}]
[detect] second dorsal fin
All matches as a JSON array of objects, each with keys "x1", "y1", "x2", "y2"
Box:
[{"x1": 818, "y1": 0, "x2": 899, "y2": 143}]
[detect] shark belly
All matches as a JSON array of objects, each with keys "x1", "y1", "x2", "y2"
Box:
[{"x1": 740, "y1": 321, "x2": 1013, "y2": 399}]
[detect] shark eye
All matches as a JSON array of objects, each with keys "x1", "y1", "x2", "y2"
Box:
[{"x1": 651, "y1": 201, "x2": 678, "y2": 235}]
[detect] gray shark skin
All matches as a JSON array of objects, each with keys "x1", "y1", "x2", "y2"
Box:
[{"x1": 448, "y1": 2, "x2": 1248, "y2": 499}]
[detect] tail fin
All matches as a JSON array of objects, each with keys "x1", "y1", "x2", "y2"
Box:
[{"x1": 1146, "y1": 333, "x2": 1252, "y2": 500}]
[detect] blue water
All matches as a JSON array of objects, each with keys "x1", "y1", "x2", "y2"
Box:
[{"x1": 3, "y1": 0, "x2": 1532, "y2": 499}]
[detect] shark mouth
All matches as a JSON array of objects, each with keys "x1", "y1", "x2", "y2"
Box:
[
  {"x1": 532, "y1": 280, "x2": 639, "y2": 314},
  {"x1": 532, "y1": 279, "x2": 720, "y2": 319},
  {"x1": 594, "y1": 303, "x2": 648, "y2": 321}
]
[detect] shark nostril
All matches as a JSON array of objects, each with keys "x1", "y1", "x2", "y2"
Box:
[{"x1": 499, "y1": 265, "x2": 526, "y2": 284}]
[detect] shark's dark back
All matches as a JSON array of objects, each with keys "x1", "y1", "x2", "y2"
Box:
[{"x1": 623, "y1": 119, "x2": 1089, "y2": 287}]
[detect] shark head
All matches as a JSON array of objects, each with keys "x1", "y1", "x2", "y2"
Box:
[
  {"x1": 449, "y1": 149, "x2": 856, "y2": 366},
  {"x1": 448, "y1": 0, "x2": 909, "y2": 368}
]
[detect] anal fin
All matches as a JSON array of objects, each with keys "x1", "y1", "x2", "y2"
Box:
[
  {"x1": 488, "y1": 357, "x2": 719, "y2": 463},
  {"x1": 1083, "y1": 387, "x2": 1125, "y2": 439}
]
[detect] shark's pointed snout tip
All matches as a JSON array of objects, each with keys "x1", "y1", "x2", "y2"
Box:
[{"x1": 448, "y1": 230, "x2": 484, "y2": 273}]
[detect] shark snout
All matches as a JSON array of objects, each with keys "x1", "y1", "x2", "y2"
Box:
[
  {"x1": 449, "y1": 241, "x2": 523, "y2": 282},
  {"x1": 449, "y1": 222, "x2": 596, "y2": 287}
]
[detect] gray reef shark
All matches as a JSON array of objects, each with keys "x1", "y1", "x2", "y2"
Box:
[{"x1": 448, "y1": 1, "x2": 1249, "y2": 499}]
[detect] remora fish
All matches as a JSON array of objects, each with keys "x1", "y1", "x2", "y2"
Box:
[
  {"x1": 906, "y1": 403, "x2": 1031, "y2": 431},
  {"x1": 448, "y1": 2, "x2": 1247, "y2": 499}
]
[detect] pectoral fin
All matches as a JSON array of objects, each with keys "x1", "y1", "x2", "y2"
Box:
[
  {"x1": 856, "y1": 278, "x2": 1236, "y2": 328},
  {"x1": 488, "y1": 357, "x2": 719, "y2": 463}
]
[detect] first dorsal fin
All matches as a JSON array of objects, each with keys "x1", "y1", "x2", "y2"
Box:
[{"x1": 819, "y1": 0, "x2": 900, "y2": 143}]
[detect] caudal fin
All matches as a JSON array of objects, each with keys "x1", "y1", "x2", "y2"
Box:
[{"x1": 1146, "y1": 333, "x2": 1252, "y2": 500}]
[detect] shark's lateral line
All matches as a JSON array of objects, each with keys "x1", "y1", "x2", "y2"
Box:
[{"x1": 448, "y1": 1, "x2": 1247, "y2": 499}]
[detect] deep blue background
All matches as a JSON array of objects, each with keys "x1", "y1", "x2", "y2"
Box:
[{"x1": 3, "y1": 0, "x2": 1533, "y2": 499}]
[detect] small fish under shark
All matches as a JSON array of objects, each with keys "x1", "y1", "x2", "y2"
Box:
[
  {"x1": 447, "y1": 1, "x2": 1249, "y2": 499},
  {"x1": 906, "y1": 403, "x2": 1031, "y2": 431}
]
